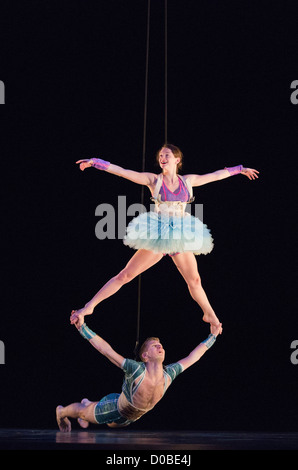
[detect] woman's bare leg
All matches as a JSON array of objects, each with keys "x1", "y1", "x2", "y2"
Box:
[
  {"x1": 171, "y1": 252, "x2": 221, "y2": 329},
  {"x1": 73, "y1": 250, "x2": 163, "y2": 318}
]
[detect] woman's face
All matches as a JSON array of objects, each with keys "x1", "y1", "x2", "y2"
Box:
[{"x1": 158, "y1": 147, "x2": 180, "y2": 171}]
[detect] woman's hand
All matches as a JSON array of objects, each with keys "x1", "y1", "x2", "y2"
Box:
[
  {"x1": 241, "y1": 167, "x2": 259, "y2": 180},
  {"x1": 76, "y1": 159, "x2": 92, "y2": 171}
]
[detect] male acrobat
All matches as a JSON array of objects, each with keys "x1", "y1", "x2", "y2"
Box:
[{"x1": 56, "y1": 312, "x2": 221, "y2": 431}]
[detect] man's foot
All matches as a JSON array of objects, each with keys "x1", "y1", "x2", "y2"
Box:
[
  {"x1": 56, "y1": 406, "x2": 71, "y2": 432},
  {"x1": 77, "y1": 399, "x2": 92, "y2": 429}
]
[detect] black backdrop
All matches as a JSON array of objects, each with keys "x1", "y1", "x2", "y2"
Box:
[{"x1": 0, "y1": 0, "x2": 297, "y2": 432}]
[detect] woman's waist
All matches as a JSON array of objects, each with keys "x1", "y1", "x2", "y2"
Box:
[
  {"x1": 137, "y1": 210, "x2": 191, "y2": 219},
  {"x1": 152, "y1": 200, "x2": 188, "y2": 216},
  {"x1": 151, "y1": 198, "x2": 187, "y2": 206},
  {"x1": 155, "y1": 209, "x2": 192, "y2": 219}
]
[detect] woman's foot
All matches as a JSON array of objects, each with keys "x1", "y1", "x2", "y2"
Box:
[
  {"x1": 56, "y1": 406, "x2": 71, "y2": 432},
  {"x1": 203, "y1": 312, "x2": 222, "y2": 334}
]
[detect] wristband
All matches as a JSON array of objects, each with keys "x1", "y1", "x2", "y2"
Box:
[
  {"x1": 79, "y1": 323, "x2": 96, "y2": 341},
  {"x1": 202, "y1": 333, "x2": 216, "y2": 349},
  {"x1": 225, "y1": 165, "x2": 243, "y2": 176},
  {"x1": 90, "y1": 158, "x2": 110, "y2": 171}
]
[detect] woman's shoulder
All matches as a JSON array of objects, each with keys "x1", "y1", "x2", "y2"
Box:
[
  {"x1": 145, "y1": 172, "x2": 160, "y2": 184},
  {"x1": 147, "y1": 173, "x2": 162, "y2": 194},
  {"x1": 179, "y1": 174, "x2": 191, "y2": 180}
]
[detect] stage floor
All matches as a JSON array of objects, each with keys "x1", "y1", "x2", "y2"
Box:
[{"x1": 0, "y1": 428, "x2": 297, "y2": 450}]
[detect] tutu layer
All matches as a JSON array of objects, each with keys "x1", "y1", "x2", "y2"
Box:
[{"x1": 123, "y1": 212, "x2": 214, "y2": 255}]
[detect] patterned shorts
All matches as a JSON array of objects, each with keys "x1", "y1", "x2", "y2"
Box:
[{"x1": 94, "y1": 393, "x2": 131, "y2": 426}]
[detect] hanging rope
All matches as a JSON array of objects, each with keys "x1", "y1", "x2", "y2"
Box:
[
  {"x1": 164, "y1": 0, "x2": 168, "y2": 143},
  {"x1": 134, "y1": 0, "x2": 168, "y2": 358},
  {"x1": 134, "y1": 0, "x2": 151, "y2": 359}
]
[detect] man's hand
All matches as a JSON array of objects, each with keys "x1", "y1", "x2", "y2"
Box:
[
  {"x1": 70, "y1": 305, "x2": 93, "y2": 325},
  {"x1": 70, "y1": 310, "x2": 84, "y2": 328}
]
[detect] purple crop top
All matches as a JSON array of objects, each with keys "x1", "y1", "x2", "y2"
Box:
[{"x1": 159, "y1": 176, "x2": 190, "y2": 202}]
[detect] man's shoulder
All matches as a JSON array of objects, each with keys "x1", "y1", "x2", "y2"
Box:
[
  {"x1": 164, "y1": 362, "x2": 184, "y2": 380},
  {"x1": 122, "y1": 358, "x2": 145, "y2": 374}
]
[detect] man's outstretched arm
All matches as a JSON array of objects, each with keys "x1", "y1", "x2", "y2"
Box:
[
  {"x1": 73, "y1": 316, "x2": 125, "y2": 368},
  {"x1": 178, "y1": 323, "x2": 222, "y2": 371}
]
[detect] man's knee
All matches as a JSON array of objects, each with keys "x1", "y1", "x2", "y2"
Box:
[
  {"x1": 79, "y1": 403, "x2": 97, "y2": 423},
  {"x1": 107, "y1": 421, "x2": 130, "y2": 428},
  {"x1": 107, "y1": 422, "x2": 119, "y2": 428}
]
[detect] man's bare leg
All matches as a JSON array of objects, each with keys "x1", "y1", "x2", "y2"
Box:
[
  {"x1": 77, "y1": 398, "x2": 92, "y2": 428},
  {"x1": 56, "y1": 399, "x2": 98, "y2": 432}
]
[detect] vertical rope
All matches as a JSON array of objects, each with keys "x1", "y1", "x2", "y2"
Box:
[
  {"x1": 164, "y1": 0, "x2": 168, "y2": 143},
  {"x1": 134, "y1": 0, "x2": 151, "y2": 359},
  {"x1": 134, "y1": 0, "x2": 168, "y2": 357}
]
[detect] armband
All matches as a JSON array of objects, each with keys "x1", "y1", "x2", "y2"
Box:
[
  {"x1": 79, "y1": 323, "x2": 96, "y2": 341},
  {"x1": 225, "y1": 165, "x2": 243, "y2": 176},
  {"x1": 202, "y1": 334, "x2": 216, "y2": 349},
  {"x1": 89, "y1": 158, "x2": 110, "y2": 171}
]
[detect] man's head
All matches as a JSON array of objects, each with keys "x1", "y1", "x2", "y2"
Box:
[{"x1": 139, "y1": 337, "x2": 165, "y2": 363}]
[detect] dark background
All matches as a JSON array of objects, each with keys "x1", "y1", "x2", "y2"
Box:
[{"x1": 0, "y1": 0, "x2": 297, "y2": 432}]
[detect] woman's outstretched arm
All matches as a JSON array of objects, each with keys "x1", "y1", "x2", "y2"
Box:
[
  {"x1": 185, "y1": 165, "x2": 259, "y2": 187},
  {"x1": 76, "y1": 158, "x2": 157, "y2": 186}
]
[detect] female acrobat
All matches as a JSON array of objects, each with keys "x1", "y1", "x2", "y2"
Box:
[{"x1": 71, "y1": 143, "x2": 259, "y2": 332}]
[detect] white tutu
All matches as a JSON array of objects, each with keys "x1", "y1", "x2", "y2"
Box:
[{"x1": 123, "y1": 211, "x2": 214, "y2": 255}]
